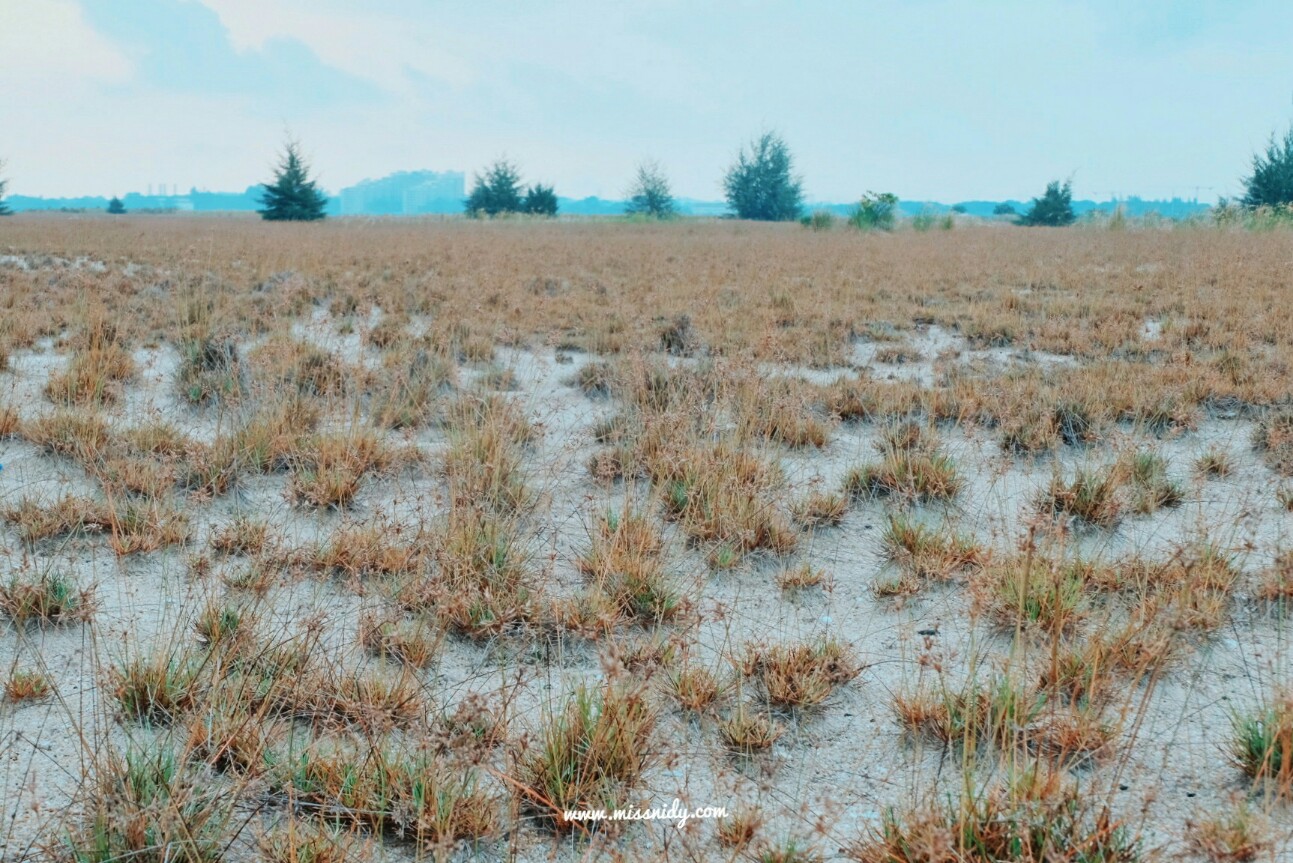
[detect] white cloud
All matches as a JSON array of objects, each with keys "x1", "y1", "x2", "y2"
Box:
[
  {"x1": 198, "y1": 0, "x2": 475, "y2": 93},
  {"x1": 0, "y1": 0, "x2": 131, "y2": 88}
]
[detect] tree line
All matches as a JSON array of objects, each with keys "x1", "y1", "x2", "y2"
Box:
[{"x1": 5, "y1": 122, "x2": 1293, "y2": 224}]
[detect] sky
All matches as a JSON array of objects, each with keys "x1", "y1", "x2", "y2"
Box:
[{"x1": 3, "y1": 0, "x2": 1293, "y2": 202}]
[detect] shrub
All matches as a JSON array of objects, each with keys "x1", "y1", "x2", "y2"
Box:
[
  {"x1": 849, "y1": 192, "x2": 898, "y2": 231},
  {"x1": 624, "y1": 159, "x2": 676, "y2": 219}
]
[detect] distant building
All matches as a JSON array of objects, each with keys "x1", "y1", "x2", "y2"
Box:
[{"x1": 339, "y1": 170, "x2": 465, "y2": 215}]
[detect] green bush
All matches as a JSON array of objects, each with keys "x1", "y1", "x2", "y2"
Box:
[{"x1": 849, "y1": 192, "x2": 898, "y2": 231}]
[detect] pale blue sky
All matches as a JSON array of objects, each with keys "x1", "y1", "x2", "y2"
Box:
[{"x1": 3, "y1": 0, "x2": 1292, "y2": 201}]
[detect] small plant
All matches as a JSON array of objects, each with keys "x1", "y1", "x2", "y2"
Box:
[
  {"x1": 743, "y1": 637, "x2": 862, "y2": 708},
  {"x1": 5, "y1": 669, "x2": 53, "y2": 701},
  {"x1": 667, "y1": 663, "x2": 731, "y2": 714},
  {"x1": 278, "y1": 742, "x2": 498, "y2": 849},
  {"x1": 209, "y1": 516, "x2": 272, "y2": 556},
  {"x1": 845, "y1": 449, "x2": 961, "y2": 503},
  {"x1": 1196, "y1": 447, "x2": 1234, "y2": 479},
  {"x1": 790, "y1": 490, "x2": 849, "y2": 527},
  {"x1": 775, "y1": 562, "x2": 828, "y2": 591},
  {"x1": 1123, "y1": 450, "x2": 1184, "y2": 514},
  {"x1": 62, "y1": 741, "x2": 230, "y2": 863},
  {"x1": 1038, "y1": 464, "x2": 1125, "y2": 528},
  {"x1": 846, "y1": 776, "x2": 1138, "y2": 862},
  {"x1": 849, "y1": 191, "x2": 898, "y2": 231},
  {"x1": 1185, "y1": 803, "x2": 1273, "y2": 863},
  {"x1": 111, "y1": 650, "x2": 207, "y2": 725},
  {"x1": 1230, "y1": 692, "x2": 1293, "y2": 799},
  {"x1": 972, "y1": 555, "x2": 1089, "y2": 633},
  {"x1": 893, "y1": 673, "x2": 1044, "y2": 751},
  {"x1": 576, "y1": 508, "x2": 684, "y2": 624},
  {"x1": 358, "y1": 612, "x2": 443, "y2": 668},
  {"x1": 257, "y1": 821, "x2": 376, "y2": 863},
  {"x1": 719, "y1": 705, "x2": 784, "y2": 753},
  {"x1": 880, "y1": 515, "x2": 981, "y2": 581},
  {"x1": 1252, "y1": 409, "x2": 1293, "y2": 475},
  {"x1": 717, "y1": 807, "x2": 764, "y2": 849},
  {"x1": 517, "y1": 683, "x2": 657, "y2": 831},
  {"x1": 0, "y1": 571, "x2": 94, "y2": 626}
]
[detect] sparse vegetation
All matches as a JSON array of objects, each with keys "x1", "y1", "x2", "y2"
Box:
[{"x1": 1, "y1": 218, "x2": 1291, "y2": 861}]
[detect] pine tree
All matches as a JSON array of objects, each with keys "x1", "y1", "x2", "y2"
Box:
[
  {"x1": 107, "y1": 197, "x2": 126, "y2": 215},
  {"x1": 258, "y1": 140, "x2": 328, "y2": 221},
  {"x1": 465, "y1": 160, "x2": 524, "y2": 217},
  {"x1": 1243, "y1": 125, "x2": 1293, "y2": 208},
  {"x1": 1017, "y1": 180, "x2": 1075, "y2": 226},
  {"x1": 625, "y1": 160, "x2": 676, "y2": 219},
  {"x1": 723, "y1": 131, "x2": 803, "y2": 221},
  {"x1": 0, "y1": 160, "x2": 11, "y2": 217},
  {"x1": 523, "y1": 184, "x2": 558, "y2": 217}
]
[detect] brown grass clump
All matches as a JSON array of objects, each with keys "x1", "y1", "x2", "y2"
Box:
[
  {"x1": 656, "y1": 440, "x2": 798, "y2": 562},
  {"x1": 893, "y1": 672, "x2": 1044, "y2": 751},
  {"x1": 3, "y1": 494, "x2": 111, "y2": 543},
  {"x1": 1185, "y1": 803, "x2": 1273, "y2": 863},
  {"x1": 1230, "y1": 691, "x2": 1293, "y2": 800},
  {"x1": 742, "y1": 637, "x2": 862, "y2": 708},
  {"x1": 5, "y1": 669, "x2": 53, "y2": 701},
  {"x1": 880, "y1": 515, "x2": 982, "y2": 582},
  {"x1": 775, "y1": 562, "x2": 829, "y2": 591},
  {"x1": 575, "y1": 508, "x2": 685, "y2": 625},
  {"x1": 844, "y1": 426, "x2": 961, "y2": 503},
  {"x1": 22, "y1": 410, "x2": 112, "y2": 463},
  {"x1": 275, "y1": 740, "x2": 499, "y2": 851},
  {"x1": 110, "y1": 649, "x2": 208, "y2": 725},
  {"x1": 442, "y1": 394, "x2": 534, "y2": 512},
  {"x1": 394, "y1": 506, "x2": 534, "y2": 638},
  {"x1": 666, "y1": 662, "x2": 732, "y2": 714},
  {"x1": 0, "y1": 571, "x2": 94, "y2": 627},
  {"x1": 209, "y1": 516, "x2": 272, "y2": 557},
  {"x1": 105, "y1": 498, "x2": 190, "y2": 555},
  {"x1": 790, "y1": 489, "x2": 849, "y2": 528},
  {"x1": 846, "y1": 773, "x2": 1139, "y2": 863},
  {"x1": 44, "y1": 317, "x2": 136, "y2": 406},
  {"x1": 516, "y1": 683, "x2": 656, "y2": 831},
  {"x1": 251, "y1": 336, "x2": 351, "y2": 397},
  {"x1": 293, "y1": 663, "x2": 427, "y2": 733},
  {"x1": 1252, "y1": 409, "x2": 1293, "y2": 475},
  {"x1": 60, "y1": 740, "x2": 233, "y2": 863},
  {"x1": 1038, "y1": 464, "x2": 1126, "y2": 528},
  {"x1": 310, "y1": 521, "x2": 425, "y2": 579},
  {"x1": 358, "y1": 611, "x2": 444, "y2": 668},
  {"x1": 971, "y1": 555, "x2": 1090, "y2": 634},
  {"x1": 719, "y1": 705, "x2": 784, "y2": 754},
  {"x1": 286, "y1": 429, "x2": 412, "y2": 510}
]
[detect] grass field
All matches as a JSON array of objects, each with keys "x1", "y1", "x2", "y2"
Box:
[{"x1": 0, "y1": 215, "x2": 1291, "y2": 861}]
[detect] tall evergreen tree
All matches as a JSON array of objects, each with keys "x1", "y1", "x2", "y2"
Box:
[
  {"x1": 1243, "y1": 125, "x2": 1293, "y2": 208},
  {"x1": 258, "y1": 140, "x2": 328, "y2": 221},
  {"x1": 625, "y1": 160, "x2": 676, "y2": 219},
  {"x1": 465, "y1": 160, "x2": 524, "y2": 217},
  {"x1": 723, "y1": 131, "x2": 803, "y2": 221},
  {"x1": 107, "y1": 197, "x2": 126, "y2": 215},
  {"x1": 0, "y1": 160, "x2": 11, "y2": 216},
  {"x1": 1017, "y1": 180, "x2": 1075, "y2": 226}
]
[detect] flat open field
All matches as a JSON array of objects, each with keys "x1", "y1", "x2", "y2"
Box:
[{"x1": 0, "y1": 216, "x2": 1291, "y2": 862}]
